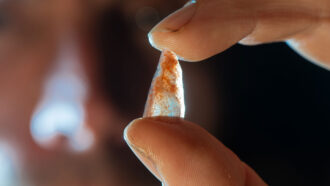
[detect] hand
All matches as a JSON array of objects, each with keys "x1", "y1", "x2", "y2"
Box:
[
  {"x1": 124, "y1": 0, "x2": 330, "y2": 185},
  {"x1": 124, "y1": 117, "x2": 267, "y2": 186},
  {"x1": 148, "y1": 0, "x2": 330, "y2": 69}
]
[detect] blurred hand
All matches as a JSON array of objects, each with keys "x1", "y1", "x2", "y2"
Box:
[
  {"x1": 124, "y1": 117, "x2": 266, "y2": 186},
  {"x1": 148, "y1": 0, "x2": 330, "y2": 69}
]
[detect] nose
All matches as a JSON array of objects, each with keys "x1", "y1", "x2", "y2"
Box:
[{"x1": 30, "y1": 34, "x2": 94, "y2": 151}]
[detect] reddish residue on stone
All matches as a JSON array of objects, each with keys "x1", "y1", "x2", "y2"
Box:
[{"x1": 143, "y1": 50, "x2": 181, "y2": 117}]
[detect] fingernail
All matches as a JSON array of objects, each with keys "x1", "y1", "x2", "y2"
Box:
[
  {"x1": 149, "y1": 0, "x2": 197, "y2": 33},
  {"x1": 124, "y1": 120, "x2": 162, "y2": 181}
]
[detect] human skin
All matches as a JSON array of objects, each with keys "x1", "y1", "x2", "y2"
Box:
[
  {"x1": 148, "y1": 0, "x2": 330, "y2": 68},
  {"x1": 124, "y1": 0, "x2": 330, "y2": 185},
  {"x1": 125, "y1": 117, "x2": 267, "y2": 186}
]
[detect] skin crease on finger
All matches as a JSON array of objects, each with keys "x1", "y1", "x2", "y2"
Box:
[
  {"x1": 125, "y1": 117, "x2": 267, "y2": 186},
  {"x1": 149, "y1": 0, "x2": 330, "y2": 68}
]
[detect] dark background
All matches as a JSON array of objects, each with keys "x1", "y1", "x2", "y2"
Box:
[{"x1": 211, "y1": 43, "x2": 330, "y2": 186}]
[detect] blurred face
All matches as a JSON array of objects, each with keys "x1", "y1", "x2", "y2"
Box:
[{"x1": 0, "y1": 0, "x2": 217, "y2": 185}]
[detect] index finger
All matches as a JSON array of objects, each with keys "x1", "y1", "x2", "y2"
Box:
[{"x1": 149, "y1": 0, "x2": 330, "y2": 68}]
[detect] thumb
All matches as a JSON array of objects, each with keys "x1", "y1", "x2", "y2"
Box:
[{"x1": 124, "y1": 117, "x2": 267, "y2": 186}]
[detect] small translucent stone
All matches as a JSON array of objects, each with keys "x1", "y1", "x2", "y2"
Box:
[{"x1": 143, "y1": 50, "x2": 185, "y2": 118}]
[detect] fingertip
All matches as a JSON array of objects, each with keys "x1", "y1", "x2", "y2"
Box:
[
  {"x1": 147, "y1": 31, "x2": 162, "y2": 52},
  {"x1": 123, "y1": 118, "x2": 142, "y2": 145},
  {"x1": 147, "y1": 1, "x2": 203, "y2": 62},
  {"x1": 148, "y1": 30, "x2": 205, "y2": 62},
  {"x1": 124, "y1": 117, "x2": 261, "y2": 185},
  {"x1": 148, "y1": 0, "x2": 256, "y2": 62},
  {"x1": 124, "y1": 118, "x2": 164, "y2": 182},
  {"x1": 124, "y1": 117, "x2": 185, "y2": 147},
  {"x1": 148, "y1": 30, "x2": 194, "y2": 61}
]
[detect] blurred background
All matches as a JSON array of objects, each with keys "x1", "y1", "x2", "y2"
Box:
[{"x1": 0, "y1": 0, "x2": 329, "y2": 186}]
